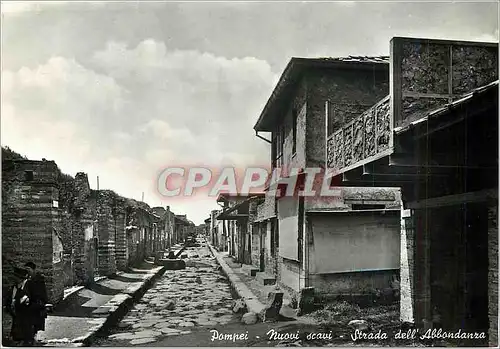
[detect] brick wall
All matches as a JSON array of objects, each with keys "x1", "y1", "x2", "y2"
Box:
[
  {"x1": 2, "y1": 159, "x2": 65, "y2": 303},
  {"x1": 96, "y1": 191, "x2": 117, "y2": 275},
  {"x1": 115, "y1": 205, "x2": 127, "y2": 271},
  {"x1": 72, "y1": 173, "x2": 96, "y2": 284},
  {"x1": 256, "y1": 194, "x2": 275, "y2": 221}
]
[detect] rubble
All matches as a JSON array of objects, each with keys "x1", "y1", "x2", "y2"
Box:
[{"x1": 241, "y1": 312, "x2": 258, "y2": 325}]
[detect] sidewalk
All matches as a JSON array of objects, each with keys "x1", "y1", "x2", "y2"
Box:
[
  {"x1": 207, "y1": 243, "x2": 299, "y2": 322},
  {"x1": 32, "y1": 262, "x2": 165, "y2": 347}
]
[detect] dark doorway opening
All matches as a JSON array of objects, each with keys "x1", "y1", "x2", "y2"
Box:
[{"x1": 429, "y1": 202, "x2": 489, "y2": 338}]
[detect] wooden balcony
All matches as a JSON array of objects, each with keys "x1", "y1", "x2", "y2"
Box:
[
  {"x1": 327, "y1": 37, "x2": 498, "y2": 178},
  {"x1": 327, "y1": 95, "x2": 392, "y2": 175}
]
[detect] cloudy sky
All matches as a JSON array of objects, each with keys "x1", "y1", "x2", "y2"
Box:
[{"x1": 1, "y1": 1, "x2": 498, "y2": 224}]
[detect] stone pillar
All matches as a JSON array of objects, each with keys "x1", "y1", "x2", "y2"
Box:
[
  {"x1": 97, "y1": 193, "x2": 116, "y2": 276},
  {"x1": 115, "y1": 206, "x2": 127, "y2": 271},
  {"x1": 400, "y1": 206, "x2": 415, "y2": 323},
  {"x1": 247, "y1": 200, "x2": 258, "y2": 265}
]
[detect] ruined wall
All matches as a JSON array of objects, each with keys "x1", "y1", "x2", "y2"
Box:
[
  {"x1": 255, "y1": 193, "x2": 276, "y2": 222},
  {"x1": 251, "y1": 228, "x2": 260, "y2": 270},
  {"x1": 137, "y1": 207, "x2": 153, "y2": 261},
  {"x1": 1, "y1": 160, "x2": 65, "y2": 303},
  {"x1": 248, "y1": 199, "x2": 259, "y2": 266},
  {"x1": 250, "y1": 210, "x2": 262, "y2": 269},
  {"x1": 163, "y1": 207, "x2": 175, "y2": 249},
  {"x1": 309, "y1": 270, "x2": 396, "y2": 297},
  {"x1": 71, "y1": 173, "x2": 95, "y2": 285},
  {"x1": 391, "y1": 38, "x2": 498, "y2": 128},
  {"x1": 308, "y1": 66, "x2": 389, "y2": 168},
  {"x1": 96, "y1": 190, "x2": 117, "y2": 275},
  {"x1": 114, "y1": 198, "x2": 127, "y2": 271}
]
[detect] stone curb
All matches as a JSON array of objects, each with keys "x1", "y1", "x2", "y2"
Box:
[
  {"x1": 206, "y1": 243, "x2": 265, "y2": 320},
  {"x1": 66, "y1": 265, "x2": 167, "y2": 347}
]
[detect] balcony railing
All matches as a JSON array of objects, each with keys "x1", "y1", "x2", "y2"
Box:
[{"x1": 327, "y1": 95, "x2": 391, "y2": 173}]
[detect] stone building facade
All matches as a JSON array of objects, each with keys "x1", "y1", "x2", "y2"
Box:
[{"x1": 251, "y1": 56, "x2": 401, "y2": 302}]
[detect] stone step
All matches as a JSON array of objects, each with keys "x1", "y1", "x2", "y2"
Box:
[
  {"x1": 256, "y1": 272, "x2": 276, "y2": 285},
  {"x1": 241, "y1": 264, "x2": 259, "y2": 277}
]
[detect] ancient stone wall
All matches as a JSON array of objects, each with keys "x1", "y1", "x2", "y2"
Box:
[{"x1": 1, "y1": 159, "x2": 64, "y2": 303}]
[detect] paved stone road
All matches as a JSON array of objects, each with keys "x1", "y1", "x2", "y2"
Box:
[{"x1": 95, "y1": 240, "x2": 241, "y2": 346}]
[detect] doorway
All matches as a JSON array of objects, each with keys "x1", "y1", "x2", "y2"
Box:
[
  {"x1": 429, "y1": 203, "x2": 489, "y2": 334},
  {"x1": 259, "y1": 223, "x2": 266, "y2": 272}
]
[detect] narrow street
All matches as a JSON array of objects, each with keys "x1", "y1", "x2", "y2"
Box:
[
  {"x1": 93, "y1": 238, "x2": 324, "y2": 347},
  {"x1": 94, "y1": 238, "x2": 244, "y2": 346}
]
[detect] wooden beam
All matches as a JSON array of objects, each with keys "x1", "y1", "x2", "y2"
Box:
[
  {"x1": 216, "y1": 214, "x2": 249, "y2": 221},
  {"x1": 326, "y1": 149, "x2": 393, "y2": 178},
  {"x1": 363, "y1": 162, "x2": 450, "y2": 176},
  {"x1": 341, "y1": 166, "x2": 364, "y2": 182},
  {"x1": 361, "y1": 174, "x2": 427, "y2": 183},
  {"x1": 388, "y1": 153, "x2": 495, "y2": 169},
  {"x1": 407, "y1": 189, "x2": 498, "y2": 209}
]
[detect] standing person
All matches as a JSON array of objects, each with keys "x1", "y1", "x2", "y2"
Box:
[
  {"x1": 24, "y1": 262, "x2": 48, "y2": 339},
  {"x1": 4, "y1": 267, "x2": 35, "y2": 346}
]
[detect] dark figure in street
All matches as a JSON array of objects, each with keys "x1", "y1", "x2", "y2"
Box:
[
  {"x1": 25, "y1": 262, "x2": 49, "y2": 338},
  {"x1": 4, "y1": 267, "x2": 36, "y2": 346}
]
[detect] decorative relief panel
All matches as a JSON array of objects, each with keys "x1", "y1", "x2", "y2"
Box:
[
  {"x1": 343, "y1": 124, "x2": 353, "y2": 167},
  {"x1": 333, "y1": 130, "x2": 343, "y2": 169},
  {"x1": 375, "y1": 98, "x2": 391, "y2": 152},
  {"x1": 364, "y1": 109, "x2": 376, "y2": 158},
  {"x1": 326, "y1": 96, "x2": 391, "y2": 172},
  {"x1": 353, "y1": 117, "x2": 364, "y2": 162}
]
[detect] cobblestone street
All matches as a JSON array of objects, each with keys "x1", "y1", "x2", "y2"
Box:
[{"x1": 95, "y1": 240, "x2": 242, "y2": 346}]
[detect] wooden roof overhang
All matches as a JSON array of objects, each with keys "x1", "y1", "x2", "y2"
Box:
[
  {"x1": 216, "y1": 198, "x2": 250, "y2": 221},
  {"x1": 254, "y1": 57, "x2": 389, "y2": 132}
]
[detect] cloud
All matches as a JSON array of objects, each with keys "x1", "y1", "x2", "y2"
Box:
[
  {"x1": 0, "y1": 1, "x2": 73, "y2": 15},
  {"x1": 2, "y1": 40, "x2": 277, "y2": 223}
]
